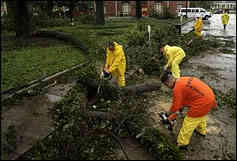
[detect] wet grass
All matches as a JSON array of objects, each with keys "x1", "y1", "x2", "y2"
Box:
[
  {"x1": 1, "y1": 45, "x2": 86, "y2": 91},
  {"x1": 213, "y1": 88, "x2": 236, "y2": 118}
]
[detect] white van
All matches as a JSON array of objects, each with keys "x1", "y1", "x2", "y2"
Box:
[{"x1": 178, "y1": 8, "x2": 212, "y2": 20}]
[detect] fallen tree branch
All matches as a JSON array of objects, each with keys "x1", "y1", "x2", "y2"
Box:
[
  {"x1": 33, "y1": 30, "x2": 89, "y2": 54},
  {"x1": 78, "y1": 78, "x2": 161, "y2": 96},
  {"x1": 2, "y1": 62, "x2": 90, "y2": 101}
]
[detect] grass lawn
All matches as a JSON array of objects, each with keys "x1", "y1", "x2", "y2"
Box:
[
  {"x1": 1, "y1": 17, "x2": 181, "y2": 91},
  {"x1": 1, "y1": 44, "x2": 86, "y2": 91}
]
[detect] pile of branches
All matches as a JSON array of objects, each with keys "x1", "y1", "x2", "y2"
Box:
[
  {"x1": 19, "y1": 63, "x2": 183, "y2": 160},
  {"x1": 123, "y1": 22, "x2": 219, "y2": 76}
]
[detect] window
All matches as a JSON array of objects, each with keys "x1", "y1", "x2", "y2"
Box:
[
  {"x1": 122, "y1": 3, "x2": 129, "y2": 16},
  {"x1": 181, "y1": 9, "x2": 186, "y2": 13},
  {"x1": 155, "y1": 2, "x2": 162, "y2": 13},
  {"x1": 177, "y1": 1, "x2": 183, "y2": 11}
]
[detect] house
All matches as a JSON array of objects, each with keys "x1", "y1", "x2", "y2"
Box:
[{"x1": 99, "y1": 1, "x2": 190, "y2": 17}]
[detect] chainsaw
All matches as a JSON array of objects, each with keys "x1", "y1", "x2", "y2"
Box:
[
  {"x1": 97, "y1": 70, "x2": 112, "y2": 95},
  {"x1": 159, "y1": 111, "x2": 177, "y2": 131}
]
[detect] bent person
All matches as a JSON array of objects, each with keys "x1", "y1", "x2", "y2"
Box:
[
  {"x1": 104, "y1": 41, "x2": 126, "y2": 87},
  {"x1": 160, "y1": 72, "x2": 217, "y2": 149},
  {"x1": 160, "y1": 44, "x2": 186, "y2": 78}
]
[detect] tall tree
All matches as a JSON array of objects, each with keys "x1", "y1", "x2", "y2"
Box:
[
  {"x1": 6, "y1": 0, "x2": 16, "y2": 24},
  {"x1": 136, "y1": 1, "x2": 142, "y2": 19},
  {"x1": 15, "y1": 0, "x2": 33, "y2": 38},
  {"x1": 95, "y1": 1, "x2": 105, "y2": 25},
  {"x1": 47, "y1": 0, "x2": 54, "y2": 18}
]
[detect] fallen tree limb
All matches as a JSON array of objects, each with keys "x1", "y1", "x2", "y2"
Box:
[
  {"x1": 1, "y1": 62, "x2": 90, "y2": 101},
  {"x1": 78, "y1": 78, "x2": 161, "y2": 96},
  {"x1": 33, "y1": 30, "x2": 89, "y2": 54}
]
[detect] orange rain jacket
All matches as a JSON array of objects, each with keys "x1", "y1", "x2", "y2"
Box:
[{"x1": 169, "y1": 77, "x2": 217, "y2": 118}]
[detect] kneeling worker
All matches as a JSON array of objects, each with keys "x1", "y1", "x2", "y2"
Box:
[
  {"x1": 104, "y1": 41, "x2": 126, "y2": 87},
  {"x1": 160, "y1": 72, "x2": 217, "y2": 149}
]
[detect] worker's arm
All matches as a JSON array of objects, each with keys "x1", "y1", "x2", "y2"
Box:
[
  {"x1": 169, "y1": 88, "x2": 183, "y2": 114},
  {"x1": 108, "y1": 50, "x2": 123, "y2": 73},
  {"x1": 105, "y1": 48, "x2": 110, "y2": 70},
  {"x1": 165, "y1": 52, "x2": 173, "y2": 69}
]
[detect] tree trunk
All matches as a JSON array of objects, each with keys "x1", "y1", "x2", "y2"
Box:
[
  {"x1": 136, "y1": 1, "x2": 142, "y2": 19},
  {"x1": 95, "y1": 1, "x2": 105, "y2": 25},
  {"x1": 47, "y1": 0, "x2": 53, "y2": 18},
  {"x1": 79, "y1": 78, "x2": 161, "y2": 96},
  {"x1": 16, "y1": 0, "x2": 33, "y2": 38},
  {"x1": 33, "y1": 30, "x2": 89, "y2": 54}
]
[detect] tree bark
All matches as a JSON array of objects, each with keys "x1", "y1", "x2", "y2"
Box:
[
  {"x1": 95, "y1": 1, "x2": 105, "y2": 25},
  {"x1": 136, "y1": 1, "x2": 142, "y2": 19},
  {"x1": 47, "y1": 0, "x2": 54, "y2": 18},
  {"x1": 33, "y1": 30, "x2": 89, "y2": 53},
  {"x1": 16, "y1": 0, "x2": 33, "y2": 38},
  {"x1": 79, "y1": 78, "x2": 161, "y2": 96}
]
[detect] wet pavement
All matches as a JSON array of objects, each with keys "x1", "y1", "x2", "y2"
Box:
[
  {"x1": 181, "y1": 14, "x2": 236, "y2": 90},
  {"x1": 182, "y1": 14, "x2": 236, "y2": 39}
]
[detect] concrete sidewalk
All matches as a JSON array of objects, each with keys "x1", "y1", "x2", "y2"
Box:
[{"x1": 1, "y1": 82, "x2": 76, "y2": 160}]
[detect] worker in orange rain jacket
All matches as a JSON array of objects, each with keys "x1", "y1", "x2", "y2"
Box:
[
  {"x1": 194, "y1": 16, "x2": 203, "y2": 38},
  {"x1": 104, "y1": 41, "x2": 126, "y2": 87},
  {"x1": 160, "y1": 44, "x2": 186, "y2": 79},
  {"x1": 221, "y1": 9, "x2": 230, "y2": 30},
  {"x1": 160, "y1": 72, "x2": 217, "y2": 150}
]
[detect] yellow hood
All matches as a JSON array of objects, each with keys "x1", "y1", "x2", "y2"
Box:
[{"x1": 163, "y1": 45, "x2": 171, "y2": 56}]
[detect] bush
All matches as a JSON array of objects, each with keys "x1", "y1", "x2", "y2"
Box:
[
  {"x1": 74, "y1": 15, "x2": 95, "y2": 24},
  {"x1": 1, "y1": 14, "x2": 15, "y2": 32}
]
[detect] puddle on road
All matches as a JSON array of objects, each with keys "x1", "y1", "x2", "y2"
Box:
[{"x1": 182, "y1": 51, "x2": 236, "y2": 91}]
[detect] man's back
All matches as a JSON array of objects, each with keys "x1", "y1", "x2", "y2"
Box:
[{"x1": 171, "y1": 77, "x2": 217, "y2": 117}]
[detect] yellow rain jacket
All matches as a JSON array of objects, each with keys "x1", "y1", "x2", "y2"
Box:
[
  {"x1": 194, "y1": 17, "x2": 203, "y2": 37},
  {"x1": 105, "y1": 42, "x2": 126, "y2": 87},
  {"x1": 163, "y1": 45, "x2": 186, "y2": 78},
  {"x1": 221, "y1": 13, "x2": 229, "y2": 25}
]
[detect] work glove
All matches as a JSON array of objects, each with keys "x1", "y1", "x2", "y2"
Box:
[
  {"x1": 103, "y1": 70, "x2": 112, "y2": 80},
  {"x1": 164, "y1": 65, "x2": 168, "y2": 71}
]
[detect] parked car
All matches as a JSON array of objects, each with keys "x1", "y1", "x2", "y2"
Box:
[{"x1": 178, "y1": 8, "x2": 212, "y2": 20}]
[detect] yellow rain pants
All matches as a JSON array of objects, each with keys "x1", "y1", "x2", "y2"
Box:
[
  {"x1": 105, "y1": 42, "x2": 126, "y2": 87},
  {"x1": 177, "y1": 115, "x2": 206, "y2": 146},
  {"x1": 221, "y1": 13, "x2": 229, "y2": 25},
  {"x1": 164, "y1": 45, "x2": 186, "y2": 78},
  {"x1": 194, "y1": 17, "x2": 203, "y2": 37}
]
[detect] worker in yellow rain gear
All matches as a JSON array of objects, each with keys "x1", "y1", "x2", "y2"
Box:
[
  {"x1": 104, "y1": 41, "x2": 126, "y2": 87},
  {"x1": 194, "y1": 16, "x2": 203, "y2": 38},
  {"x1": 160, "y1": 44, "x2": 186, "y2": 78},
  {"x1": 221, "y1": 9, "x2": 230, "y2": 30}
]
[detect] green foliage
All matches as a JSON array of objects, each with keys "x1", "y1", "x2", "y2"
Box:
[
  {"x1": 139, "y1": 128, "x2": 184, "y2": 160},
  {"x1": 32, "y1": 17, "x2": 71, "y2": 30},
  {"x1": 1, "y1": 14, "x2": 15, "y2": 32},
  {"x1": 1, "y1": 46, "x2": 86, "y2": 91},
  {"x1": 214, "y1": 88, "x2": 236, "y2": 118},
  {"x1": 19, "y1": 79, "x2": 119, "y2": 160},
  {"x1": 74, "y1": 15, "x2": 95, "y2": 24},
  {"x1": 148, "y1": 7, "x2": 176, "y2": 19},
  {"x1": 2, "y1": 125, "x2": 18, "y2": 160}
]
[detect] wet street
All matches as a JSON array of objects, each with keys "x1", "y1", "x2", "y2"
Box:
[{"x1": 182, "y1": 14, "x2": 236, "y2": 90}]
